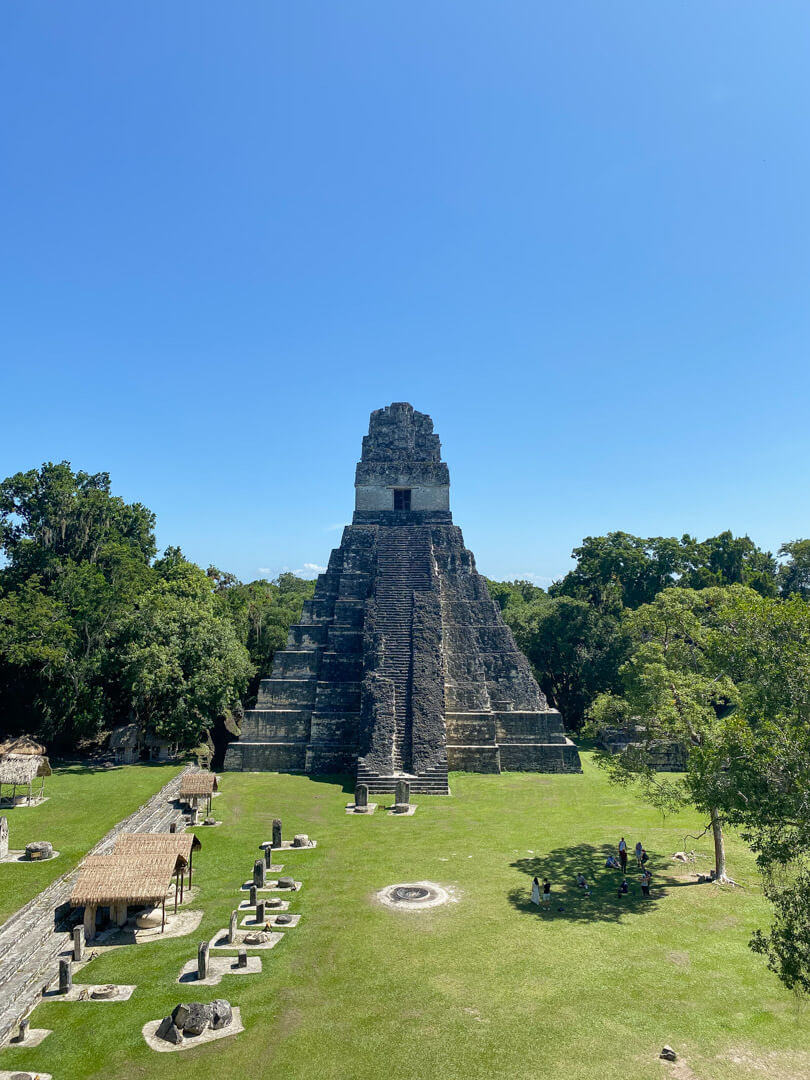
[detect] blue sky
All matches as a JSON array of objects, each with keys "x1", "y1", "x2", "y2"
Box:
[{"x1": 2, "y1": 2, "x2": 809, "y2": 584}]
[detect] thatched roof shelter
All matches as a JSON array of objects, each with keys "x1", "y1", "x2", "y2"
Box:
[
  {"x1": 109, "y1": 723, "x2": 140, "y2": 751},
  {"x1": 0, "y1": 735, "x2": 52, "y2": 804},
  {"x1": 180, "y1": 773, "x2": 219, "y2": 798},
  {"x1": 0, "y1": 755, "x2": 45, "y2": 785},
  {"x1": 70, "y1": 853, "x2": 178, "y2": 908},
  {"x1": 0, "y1": 735, "x2": 47, "y2": 757},
  {"x1": 114, "y1": 832, "x2": 201, "y2": 869}
]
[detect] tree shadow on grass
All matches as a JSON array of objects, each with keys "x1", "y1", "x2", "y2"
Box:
[
  {"x1": 306, "y1": 772, "x2": 355, "y2": 795},
  {"x1": 509, "y1": 843, "x2": 701, "y2": 923}
]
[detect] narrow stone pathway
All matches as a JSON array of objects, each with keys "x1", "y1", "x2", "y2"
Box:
[{"x1": 0, "y1": 765, "x2": 193, "y2": 1045}]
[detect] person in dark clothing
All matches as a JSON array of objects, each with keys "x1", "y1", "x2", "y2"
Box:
[{"x1": 619, "y1": 837, "x2": 628, "y2": 873}]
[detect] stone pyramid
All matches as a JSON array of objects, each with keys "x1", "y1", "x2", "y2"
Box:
[{"x1": 224, "y1": 403, "x2": 581, "y2": 792}]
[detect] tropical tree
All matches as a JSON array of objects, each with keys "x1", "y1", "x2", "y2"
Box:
[{"x1": 588, "y1": 587, "x2": 755, "y2": 881}]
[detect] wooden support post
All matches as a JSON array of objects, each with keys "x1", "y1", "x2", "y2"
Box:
[
  {"x1": 161, "y1": 897, "x2": 165, "y2": 933},
  {"x1": 189, "y1": 848, "x2": 193, "y2": 887},
  {"x1": 84, "y1": 904, "x2": 97, "y2": 941},
  {"x1": 180, "y1": 866, "x2": 185, "y2": 903},
  {"x1": 174, "y1": 873, "x2": 178, "y2": 914}
]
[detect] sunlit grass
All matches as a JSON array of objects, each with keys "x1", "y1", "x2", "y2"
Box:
[
  {"x1": 0, "y1": 762, "x2": 181, "y2": 923},
  {"x1": 2, "y1": 755, "x2": 807, "y2": 1080}
]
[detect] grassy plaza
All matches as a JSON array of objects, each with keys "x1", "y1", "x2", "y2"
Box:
[
  {"x1": 2, "y1": 754, "x2": 808, "y2": 1080},
  {"x1": 0, "y1": 763, "x2": 181, "y2": 924}
]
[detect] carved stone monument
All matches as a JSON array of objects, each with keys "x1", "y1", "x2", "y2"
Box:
[
  {"x1": 249, "y1": 885, "x2": 257, "y2": 907},
  {"x1": 197, "y1": 941, "x2": 209, "y2": 980},
  {"x1": 228, "y1": 911, "x2": 238, "y2": 945},
  {"x1": 59, "y1": 958, "x2": 72, "y2": 994},
  {"x1": 354, "y1": 783, "x2": 369, "y2": 811},
  {"x1": 253, "y1": 859, "x2": 266, "y2": 889},
  {"x1": 272, "y1": 818, "x2": 282, "y2": 849},
  {"x1": 73, "y1": 925, "x2": 85, "y2": 962},
  {"x1": 224, "y1": 403, "x2": 581, "y2": 791},
  {"x1": 0, "y1": 815, "x2": 8, "y2": 860},
  {"x1": 256, "y1": 900, "x2": 265, "y2": 924},
  {"x1": 237, "y1": 948, "x2": 248, "y2": 969}
]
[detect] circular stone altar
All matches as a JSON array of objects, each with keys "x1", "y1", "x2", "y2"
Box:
[{"x1": 376, "y1": 881, "x2": 450, "y2": 910}]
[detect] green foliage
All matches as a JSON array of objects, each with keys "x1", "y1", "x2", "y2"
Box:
[
  {"x1": 114, "y1": 555, "x2": 254, "y2": 746},
  {"x1": 777, "y1": 538, "x2": 810, "y2": 599},
  {"x1": 590, "y1": 585, "x2": 810, "y2": 991},
  {"x1": 0, "y1": 463, "x2": 281, "y2": 750},
  {"x1": 551, "y1": 530, "x2": 778, "y2": 609},
  {"x1": 211, "y1": 569, "x2": 315, "y2": 705},
  {"x1": 0, "y1": 461, "x2": 156, "y2": 582}
]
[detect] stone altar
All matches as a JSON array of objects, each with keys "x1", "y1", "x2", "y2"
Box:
[{"x1": 225, "y1": 403, "x2": 581, "y2": 792}]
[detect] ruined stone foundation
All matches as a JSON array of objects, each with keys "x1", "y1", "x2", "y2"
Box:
[{"x1": 224, "y1": 403, "x2": 581, "y2": 792}]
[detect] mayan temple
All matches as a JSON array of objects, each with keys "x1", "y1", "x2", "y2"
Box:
[{"x1": 224, "y1": 403, "x2": 581, "y2": 792}]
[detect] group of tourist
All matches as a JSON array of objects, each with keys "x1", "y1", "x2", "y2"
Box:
[{"x1": 530, "y1": 836, "x2": 654, "y2": 909}]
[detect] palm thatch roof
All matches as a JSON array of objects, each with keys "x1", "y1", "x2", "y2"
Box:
[
  {"x1": 109, "y1": 723, "x2": 141, "y2": 750},
  {"x1": 114, "y1": 832, "x2": 201, "y2": 869},
  {"x1": 0, "y1": 735, "x2": 47, "y2": 756},
  {"x1": 180, "y1": 773, "x2": 219, "y2": 798},
  {"x1": 0, "y1": 754, "x2": 51, "y2": 785},
  {"x1": 144, "y1": 729, "x2": 174, "y2": 749},
  {"x1": 70, "y1": 853, "x2": 178, "y2": 907}
]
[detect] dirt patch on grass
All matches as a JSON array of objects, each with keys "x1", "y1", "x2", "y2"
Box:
[
  {"x1": 666, "y1": 950, "x2": 690, "y2": 969},
  {"x1": 664, "y1": 1057, "x2": 700, "y2": 1080},
  {"x1": 710, "y1": 915, "x2": 739, "y2": 931},
  {"x1": 277, "y1": 1004, "x2": 305, "y2": 1039},
  {"x1": 721, "y1": 1046, "x2": 810, "y2": 1079}
]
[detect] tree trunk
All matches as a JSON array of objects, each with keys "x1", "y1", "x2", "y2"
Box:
[{"x1": 710, "y1": 806, "x2": 728, "y2": 881}]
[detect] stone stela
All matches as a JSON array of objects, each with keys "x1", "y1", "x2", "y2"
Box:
[{"x1": 225, "y1": 402, "x2": 581, "y2": 793}]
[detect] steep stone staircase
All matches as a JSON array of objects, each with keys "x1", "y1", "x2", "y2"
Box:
[
  {"x1": 357, "y1": 527, "x2": 450, "y2": 794},
  {"x1": 355, "y1": 760, "x2": 450, "y2": 795},
  {"x1": 374, "y1": 526, "x2": 433, "y2": 771}
]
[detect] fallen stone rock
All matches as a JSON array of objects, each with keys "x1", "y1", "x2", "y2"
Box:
[
  {"x1": 660, "y1": 1045, "x2": 677, "y2": 1061},
  {"x1": 25, "y1": 841, "x2": 53, "y2": 860},
  {"x1": 293, "y1": 834, "x2": 310, "y2": 847},
  {"x1": 267, "y1": 897, "x2": 283, "y2": 908},
  {"x1": 156, "y1": 1015, "x2": 181, "y2": 1043},
  {"x1": 243, "y1": 931, "x2": 269, "y2": 944},
  {"x1": 171, "y1": 1003, "x2": 190, "y2": 1029},
  {"x1": 91, "y1": 985, "x2": 118, "y2": 999},
  {"x1": 211, "y1": 999, "x2": 233, "y2": 1030},
  {"x1": 183, "y1": 1001, "x2": 214, "y2": 1036},
  {"x1": 277, "y1": 876, "x2": 295, "y2": 889},
  {"x1": 275, "y1": 914, "x2": 292, "y2": 925}
]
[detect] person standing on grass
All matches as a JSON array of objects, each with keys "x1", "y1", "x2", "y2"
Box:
[
  {"x1": 531, "y1": 876, "x2": 541, "y2": 905},
  {"x1": 542, "y1": 879, "x2": 551, "y2": 906},
  {"x1": 619, "y1": 837, "x2": 628, "y2": 873},
  {"x1": 635, "y1": 841, "x2": 643, "y2": 867},
  {"x1": 641, "y1": 870, "x2": 652, "y2": 897}
]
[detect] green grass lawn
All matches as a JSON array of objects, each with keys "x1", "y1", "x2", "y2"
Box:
[
  {"x1": 0, "y1": 762, "x2": 181, "y2": 923},
  {"x1": 3, "y1": 754, "x2": 808, "y2": 1080}
]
